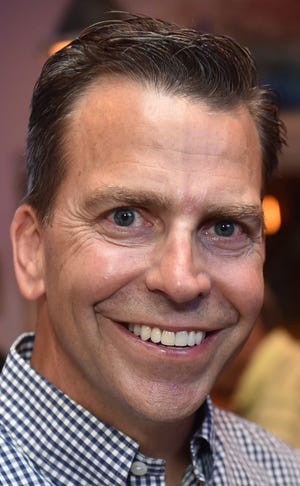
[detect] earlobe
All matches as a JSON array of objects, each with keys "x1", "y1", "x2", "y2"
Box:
[{"x1": 10, "y1": 205, "x2": 46, "y2": 301}]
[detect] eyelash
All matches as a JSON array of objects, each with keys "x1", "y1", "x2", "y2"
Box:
[
  {"x1": 210, "y1": 218, "x2": 250, "y2": 234},
  {"x1": 101, "y1": 207, "x2": 153, "y2": 236},
  {"x1": 98, "y1": 206, "x2": 259, "y2": 252},
  {"x1": 112, "y1": 208, "x2": 140, "y2": 227},
  {"x1": 212, "y1": 220, "x2": 238, "y2": 238},
  {"x1": 201, "y1": 218, "x2": 258, "y2": 252},
  {"x1": 108, "y1": 208, "x2": 249, "y2": 232}
]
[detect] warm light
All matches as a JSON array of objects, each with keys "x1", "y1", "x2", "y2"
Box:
[
  {"x1": 263, "y1": 195, "x2": 281, "y2": 235},
  {"x1": 48, "y1": 40, "x2": 72, "y2": 57}
]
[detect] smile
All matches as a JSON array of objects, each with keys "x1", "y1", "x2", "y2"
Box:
[{"x1": 128, "y1": 324, "x2": 206, "y2": 347}]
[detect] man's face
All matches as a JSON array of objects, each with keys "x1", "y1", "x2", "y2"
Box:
[{"x1": 32, "y1": 78, "x2": 264, "y2": 429}]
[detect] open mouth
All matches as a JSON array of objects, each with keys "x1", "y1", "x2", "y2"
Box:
[{"x1": 128, "y1": 323, "x2": 206, "y2": 348}]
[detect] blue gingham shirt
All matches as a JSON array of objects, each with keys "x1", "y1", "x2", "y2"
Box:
[{"x1": 0, "y1": 334, "x2": 299, "y2": 485}]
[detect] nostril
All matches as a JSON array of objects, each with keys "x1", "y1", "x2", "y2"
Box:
[
  {"x1": 146, "y1": 272, "x2": 210, "y2": 304},
  {"x1": 145, "y1": 236, "x2": 211, "y2": 303}
]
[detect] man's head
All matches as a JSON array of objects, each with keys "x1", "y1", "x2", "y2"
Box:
[
  {"x1": 25, "y1": 14, "x2": 284, "y2": 224},
  {"x1": 11, "y1": 15, "x2": 285, "y2": 442}
]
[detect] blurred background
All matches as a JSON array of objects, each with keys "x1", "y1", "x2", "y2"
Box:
[{"x1": 1, "y1": 1, "x2": 299, "y2": 351}]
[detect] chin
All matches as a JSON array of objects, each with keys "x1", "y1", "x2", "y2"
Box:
[{"x1": 127, "y1": 382, "x2": 208, "y2": 425}]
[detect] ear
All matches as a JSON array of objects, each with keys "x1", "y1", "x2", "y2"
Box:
[
  {"x1": 262, "y1": 231, "x2": 266, "y2": 264},
  {"x1": 10, "y1": 205, "x2": 46, "y2": 301}
]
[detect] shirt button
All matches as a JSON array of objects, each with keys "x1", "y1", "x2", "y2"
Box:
[{"x1": 130, "y1": 461, "x2": 148, "y2": 476}]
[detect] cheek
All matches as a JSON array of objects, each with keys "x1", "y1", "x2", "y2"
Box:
[
  {"x1": 215, "y1": 258, "x2": 264, "y2": 321},
  {"x1": 60, "y1": 243, "x2": 149, "y2": 304}
]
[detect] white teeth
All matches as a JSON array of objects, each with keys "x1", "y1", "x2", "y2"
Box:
[
  {"x1": 161, "y1": 330, "x2": 175, "y2": 346},
  {"x1": 140, "y1": 325, "x2": 151, "y2": 341},
  {"x1": 195, "y1": 332, "x2": 203, "y2": 345},
  {"x1": 151, "y1": 327, "x2": 161, "y2": 343},
  {"x1": 175, "y1": 331, "x2": 188, "y2": 347},
  {"x1": 129, "y1": 324, "x2": 205, "y2": 347},
  {"x1": 134, "y1": 324, "x2": 141, "y2": 336},
  {"x1": 188, "y1": 331, "x2": 196, "y2": 347}
]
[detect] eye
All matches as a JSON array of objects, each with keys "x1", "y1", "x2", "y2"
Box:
[
  {"x1": 201, "y1": 218, "x2": 251, "y2": 252},
  {"x1": 200, "y1": 211, "x2": 263, "y2": 254},
  {"x1": 214, "y1": 221, "x2": 235, "y2": 237},
  {"x1": 98, "y1": 206, "x2": 155, "y2": 243},
  {"x1": 113, "y1": 208, "x2": 136, "y2": 227}
]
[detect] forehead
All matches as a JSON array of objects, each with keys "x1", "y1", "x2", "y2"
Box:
[
  {"x1": 60, "y1": 77, "x2": 262, "y2": 205},
  {"x1": 69, "y1": 77, "x2": 259, "y2": 146}
]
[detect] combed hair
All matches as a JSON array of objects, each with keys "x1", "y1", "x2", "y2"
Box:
[{"x1": 25, "y1": 14, "x2": 286, "y2": 223}]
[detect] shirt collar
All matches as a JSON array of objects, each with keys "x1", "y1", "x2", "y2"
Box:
[
  {"x1": 190, "y1": 396, "x2": 215, "y2": 480},
  {"x1": 0, "y1": 333, "x2": 214, "y2": 484}
]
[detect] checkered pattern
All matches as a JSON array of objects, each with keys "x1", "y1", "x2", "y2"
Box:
[{"x1": 0, "y1": 334, "x2": 299, "y2": 485}]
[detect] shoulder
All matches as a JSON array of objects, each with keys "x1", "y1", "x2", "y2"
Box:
[
  {"x1": 0, "y1": 426, "x2": 51, "y2": 485},
  {"x1": 211, "y1": 405, "x2": 300, "y2": 484}
]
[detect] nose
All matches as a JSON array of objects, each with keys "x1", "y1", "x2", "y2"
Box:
[{"x1": 145, "y1": 231, "x2": 211, "y2": 304}]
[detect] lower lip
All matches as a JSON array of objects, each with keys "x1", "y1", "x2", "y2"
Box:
[{"x1": 112, "y1": 320, "x2": 219, "y2": 360}]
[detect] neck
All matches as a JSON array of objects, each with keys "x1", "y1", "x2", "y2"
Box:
[
  {"x1": 124, "y1": 412, "x2": 196, "y2": 486},
  {"x1": 134, "y1": 413, "x2": 195, "y2": 458}
]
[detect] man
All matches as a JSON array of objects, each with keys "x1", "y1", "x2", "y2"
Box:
[{"x1": 1, "y1": 14, "x2": 299, "y2": 485}]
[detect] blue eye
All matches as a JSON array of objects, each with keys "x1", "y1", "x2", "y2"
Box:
[
  {"x1": 113, "y1": 208, "x2": 135, "y2": 227},
  {"x1": 214, "y1": 221, "x2": 235, "y2": 237}
]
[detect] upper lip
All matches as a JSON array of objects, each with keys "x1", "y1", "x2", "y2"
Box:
[
  {"x1": 94, "y1": 308, "x2": 231, "y2": 333},
  {"x1": 112, "y1": 319, "x2": 221, "y2": 334}
]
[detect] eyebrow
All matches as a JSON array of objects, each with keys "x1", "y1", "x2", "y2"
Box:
[
  {"x1": 81, "y1": 186, "x2": 263, "y2": 222},
  {"x1": 82, "y1": 186, "x2": 170, "y2": 214},
  {"x1": 204, "y1": 203, "x2": 264, "y2": 222}
]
